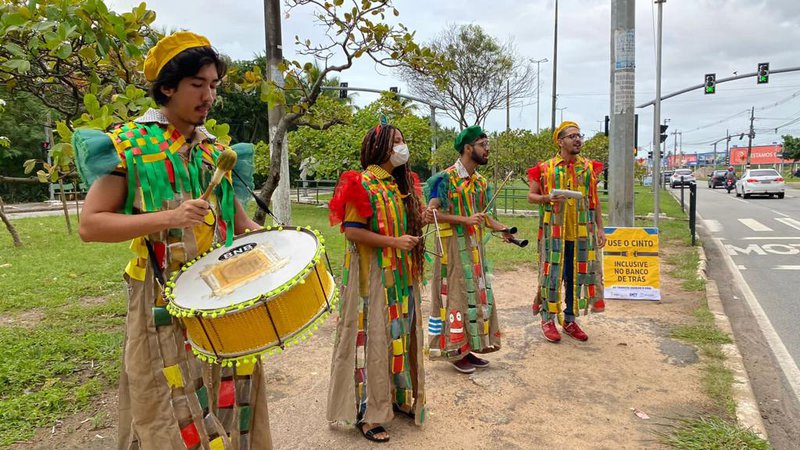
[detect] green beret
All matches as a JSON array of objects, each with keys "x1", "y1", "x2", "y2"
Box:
[{"x1": 454, "y1": 125, "x2": 487, "y2": 152}]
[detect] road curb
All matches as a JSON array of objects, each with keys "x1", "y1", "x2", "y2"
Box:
[{"x1": 696, "y1": 246, "x2": 768, "y2": 438}]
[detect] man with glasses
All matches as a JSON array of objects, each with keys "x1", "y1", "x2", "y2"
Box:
[
  {"x1": 425, "y1": 125, "x2": 513, "y2": 374},
  {"x1": 527, "y1": 121, "x2": 606, "y2": 343}
]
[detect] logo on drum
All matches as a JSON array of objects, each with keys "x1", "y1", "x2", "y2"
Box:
[{"x1": 219, "y1": 243, "x2": 258, "y2": 260}]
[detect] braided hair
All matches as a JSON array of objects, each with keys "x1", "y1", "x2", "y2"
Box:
[{"x1": 360, "y1": 125, "x2": 425, "y2": 279}]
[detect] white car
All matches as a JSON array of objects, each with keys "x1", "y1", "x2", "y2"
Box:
[
  {"x1": 735, "y1": 168, "x2": 785, "y2": 199},
  {"x1": 670, "y1": 169, "x2": 695, "y2": 188}
]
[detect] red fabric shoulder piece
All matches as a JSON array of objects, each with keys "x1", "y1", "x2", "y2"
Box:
[
  {"x1": 409, "y1": 171, "x2": 422, "y2": 197},
  {"x1": 592, "y1": 160, "x2": 604, "y2": 176},
  {"x1": 329, "y1": 170, "x2": 372, "y2": 226},
  {"x1": 528, "y1": 165, "x2": 542, "y2": 183}
]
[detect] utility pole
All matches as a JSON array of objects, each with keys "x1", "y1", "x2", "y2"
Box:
[
  {"x1": 263, "y1": 0, "x2": 291, "y2": 225},
  {"x1": 725, "y1": 129, "x2": 730, "y2": 165},
  {"x1": 551, "y1": 0, "x2": 559, "y2": 131},
  {"x1": 609, "y1": 0, "x2": 636, "y2": 227},
  {"x1": 532, "y1": 58, "x2": 548, "y2": 132},
  {"x1": 652, "y1": 0, "x2": 665, "y2": 229},
  {"x1": 745, "y1": 106, "x2": 755, "y2": 168}
]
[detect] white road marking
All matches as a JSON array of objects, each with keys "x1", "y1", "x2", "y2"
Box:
[
  {"x1": 776, "y1": 218, "x2": 800, "y2": 231},
  {"x1": 711, "y1": 236, "x2": 800, "y2": 404},
  {"x1": 703, "y1": 219, "x2": 723, "y2": 233},
  {"x1": 775, "y1": 265, "x2": 800, "y2": 270},
  {"x1": 738, "y1": 218, "x2": 773, "y2": 232},
  {"x1": 737, "y1": 265, "x2": 747, "y2": 270},
  {"x1": 743, "y1": 236, "x2": 800, "y2": 240}
]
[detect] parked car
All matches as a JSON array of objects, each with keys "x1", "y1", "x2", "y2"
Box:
[
  {"x1": 735, "y1": 168, "x2": 785, "y2": 199},
  {"x1": 708, "y1": 170, "x2": 727, "y2": 189},
  {"x1": 670, "y1": 169, "x2": 695, "y2": 188},
  {"x1": 662, "y1": 170, "x2": 674, "y2": 186}
]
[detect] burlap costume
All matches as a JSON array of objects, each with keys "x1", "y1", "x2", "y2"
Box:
[
  {"x1": 326, "y1": 165, "x2": 426, "y2": 426},
  {"x1": 529, "y1": 154, "x2": 604, "y2": 322},
  {"x1": 72, "y1": 110, "x2": 272, "y2": 450},
  {"x1": 424, "y1": 160, "x2": 501, "y2": 361}
]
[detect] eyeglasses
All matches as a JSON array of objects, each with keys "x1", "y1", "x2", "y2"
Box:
[
  {"x1": 472, "y1": 141, "x2": 490, "y2": 149},
  {"x1": 561, "y1": 133, "x2": 584, "y2": 140}
]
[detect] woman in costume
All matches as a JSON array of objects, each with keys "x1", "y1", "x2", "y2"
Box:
[
  {"x1": 75, "y1": 32, "x2": 272, "y2": 449},
  {"x1": 327, "y1": 124, "x2": 427, "y2": 443}
]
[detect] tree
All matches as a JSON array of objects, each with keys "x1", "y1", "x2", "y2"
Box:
[
  {"x1": 0, "y1": 98, "x2": 23, "y2": 247},
  {"x1": 244, "y1": 0, "x2": 449, "y2": 224},
  {"x1": 782, "y1": 134, "x2": 800, "y2": 161},
  {"x1": 399, "y1": 24, "x2": 535, "y2": 129},
  {"x1": 288, "y1": 93, "x2": 431, "y2": 179},
  {"x1": 0, "y1": 0, "x2": 157, "y2": 122}
]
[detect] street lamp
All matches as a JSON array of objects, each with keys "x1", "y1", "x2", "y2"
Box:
[
  {"x1": 551, "y1": 0, "x2": 559, "y2": 131},
  {"x1": 557, "y1": 106, "x2": 567, "y2": 123},
  {"x1": 531, "y1": 58, "x2": 548, "y2": 132}
]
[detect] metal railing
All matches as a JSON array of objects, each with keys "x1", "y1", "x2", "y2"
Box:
[{"x1": 292, "y1": 179, "x2": 337, "y2": 204}]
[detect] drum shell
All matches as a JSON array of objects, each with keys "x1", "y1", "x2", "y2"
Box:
[{"x1": 181, "y1": 258, "x2": 335, "y2": 360}]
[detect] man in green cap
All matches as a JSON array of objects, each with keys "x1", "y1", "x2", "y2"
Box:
[{"x1": 424, "y1": 125, "x2": 513, "y2": 374}]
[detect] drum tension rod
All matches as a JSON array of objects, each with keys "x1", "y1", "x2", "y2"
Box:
[
  {"x1": 197, "y1": 316, "x2": 221, "y2": 361},
  {"x1": 262, "y1": 302, "x2": 284, "y2": 350},
  {"x1": 314, "y1": 267, "x2": 331, "y2": 312}
]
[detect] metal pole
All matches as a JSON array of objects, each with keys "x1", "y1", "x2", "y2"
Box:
[
  {"x1": 551, "y1": 0, "x2": 559, "y2": 131},
  {"x1": 532, "y1": 58, "x2": 548, "y2": 131},
  {"x1": 264, "y1": 0, "x2": 291, "y2": 225},
  {"x1": 609, "y1": 0, "x2": 636, "y2": 227},
  {"x1": 652, "y1": 0, "x2": 665, "y2": 229},
  {"x1": 746, "y1": 106, "x2": 755, "y2": 168},
  {"x1": 725, "y1": 129, "x2": 730, "y2": 165}
]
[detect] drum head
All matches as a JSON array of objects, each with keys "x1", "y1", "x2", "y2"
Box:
[{"x1": 171, "y1": 228, "x2": 320, "y2": 311}]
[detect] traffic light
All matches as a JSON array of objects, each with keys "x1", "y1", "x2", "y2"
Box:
[
  {"x1": 659, "y1": 124, "x2": 669, "y2": 143},
  {"x1": 757, "y1": 62, "x2": 769, "y2": 84},
  {"x1": 389, "y1": 86, "x2": 399, "y2": 94},
  {"x1": 339, "y1": 82, "x2": 348, "y2": 99},
  {"x1": 648, "y1": 150, "x2": 653, "y2": 159},
  {"x1": 704, "y1": 73, "x2": 716, "y2": 94}
]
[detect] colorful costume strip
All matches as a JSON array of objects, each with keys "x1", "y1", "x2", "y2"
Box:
[
  {"x1": 71, "y1": 109, "x2": 272, "y2": 450},
  {"x1": 529, "y1": 156, "x2": 603, "y2": 323},
  {"x1": 327, "y1": 165, "x2": 426, "y2": 426},
  {"x1": 425, "y1": 163, "x2": 501, "y2": 361}
]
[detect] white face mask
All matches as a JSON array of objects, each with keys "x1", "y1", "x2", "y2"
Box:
[{"x1": 389, "y1": 144, "x2": 410, "y2": 167}]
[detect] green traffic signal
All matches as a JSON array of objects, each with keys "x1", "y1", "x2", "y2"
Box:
[{"x1": 704, "y1": 73, "x2": 716, "y2": 95}]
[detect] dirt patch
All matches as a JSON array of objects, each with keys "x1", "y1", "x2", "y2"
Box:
[
  {"x1": 15, "y1": 257, "x2": 712, "y2": 449},
  {"x1": 0, "y1": 309, "x2": 45, "y2": 328}
]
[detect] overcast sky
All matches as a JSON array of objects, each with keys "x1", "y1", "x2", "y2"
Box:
[{"x1": 108, "y1": 0, "x2": 800, "y2": 156}]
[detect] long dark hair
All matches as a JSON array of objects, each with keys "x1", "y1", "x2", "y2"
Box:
[
  {"x1": 360, "y1": 125, "x2": 425, "y2": 279},
  {"x1": 150, "y1": 46, "x2": 228, "y2": 106}
]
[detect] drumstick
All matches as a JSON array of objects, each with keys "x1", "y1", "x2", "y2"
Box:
[
  {"x1": 481, "y1": 171, "x2": 514, "y2": 214},
  {"x1": 200, "y1": 149, "x2": 238, "y2": 201}
]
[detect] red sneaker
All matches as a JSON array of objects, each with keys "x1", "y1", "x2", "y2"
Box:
[
  {"x1": 592, "y1": 299, "x2": 605, "y2": 313},
  {"x1": 563, "y1": 321, "x2": 588, "y2": 341},
  {"x1": 541, "y1": 320, "x2": 561, "y2": 343},
  {"x1": 531, "y1": 303, "x2": 541, "y2": 316}
]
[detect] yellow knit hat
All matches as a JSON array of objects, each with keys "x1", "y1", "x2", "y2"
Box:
[
  {"x1": 553, "y1": 121, "x2": 580, "y2": 147},
  {"x1": 143, "y1": 31, "x2": 212, "y2": 82}
]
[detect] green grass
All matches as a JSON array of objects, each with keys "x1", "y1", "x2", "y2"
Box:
[
  {"x1": 660, "y1": 416, "x2": 771, "y2": 450},
  {"x1": 0, "y1": 214, "x2": 129, "y2": 445}
]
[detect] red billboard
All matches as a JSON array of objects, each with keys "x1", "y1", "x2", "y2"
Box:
[{"x1": 729, "y1": 145, "x2": 786, "y2": 165}]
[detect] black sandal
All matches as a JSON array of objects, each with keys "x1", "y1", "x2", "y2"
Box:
[
  {"x1": 357, "y1": 422, "x2": 390, "y2": 443},
  {"x1": 392, "y1": 404, "x2": 415, "y2": 419}
]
